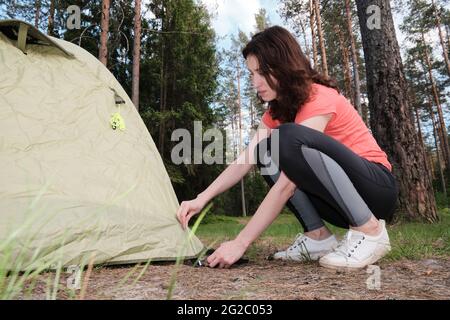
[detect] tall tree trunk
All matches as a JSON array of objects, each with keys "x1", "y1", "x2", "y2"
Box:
[
  {"x1": 35, "y1": 0, "x2": 41, "y2": 29},
  {"x1": 345, "y1": 0, "x2": 363, "y2": 116},
  {"x1": 250, "y1": 100, "x2": 254, "y2": 129},
  {"x1": 355, "y1": 0, "x2": 438, "y2": 222},
  {"x1": 429, "y1": 153, "x2": 436, "y2": 181},
  {"x1": 47, "y1": 0, "x2": 55, "y2": 36},
  {"x1": 437, "y1": 123, "x2": 447, "y2": 169},
  {"x1": 236, "y1": 63, "x2": 247, "y2": 217},
  {"x1": 446, "y1": 24, "x2": 450, "y2": 50},
  {"x1": 158, "y1": 37, "x2": 167, "y2": 155},
  {"x1": 335, "y1": 25, "x2": 353, "y2": 104},
  {"x1": 309, "y1": 0, "x2": 318, "y2": 68},
  {"x1": 362, "y1": 100, "x2": 369, "y2": 124},
  {"x1": 431, "y1": 0, "x2": 450, "y2": 77},
  {"x1": 313, "y1": 0, "x2": 328, "y2": 77},
  {"x1": 230, "y1": 103, "x2": 236, "y2": 158},
  {"x1": 428, "y1": 99, "x2": 447, "y2": 199},
  {"x1": 421, "y1": 31, "x2": 450, "y2": 169},
  {"x1": 132, "y1": 0, "x2": 142, "y2": 110},
  {"x1": 299, "y1": 18, "x2": 311, "y2": 61},
  {"x1": 414, "y1": 104, "x2": 426, "y2": 159},
  {"x1": 99, "y1": 0, "x2": 110, "y2": 66}
]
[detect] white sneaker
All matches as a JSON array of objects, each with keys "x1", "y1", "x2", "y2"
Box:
[
  {"x1": 319, "y1": 220, "x2": 391, "y2": 270},
  {"x1": 273, "y1": 233, "x2": 338, "y2": 261}
]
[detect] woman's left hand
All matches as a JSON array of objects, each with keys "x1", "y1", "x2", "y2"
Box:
[{"x1": 207, "y1": 239, "x2": 247, "y2": 268}]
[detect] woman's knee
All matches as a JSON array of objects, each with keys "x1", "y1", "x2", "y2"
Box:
[
  {"x1": 278, "y1": 123, "x2": 311, "y2": 148},
  {"x1": 256, "y1": 123, "x2": 312, "y2": 171},
  {"x1": 277, "y1": 123, "x2": 306, "y2": 166},
  {"x1": 277, "y1": 124, "x2": 319, "y2": 178}
]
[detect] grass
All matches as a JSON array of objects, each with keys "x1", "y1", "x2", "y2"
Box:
[
  {"x1": 0, "y1": 182, "x2": 139, "y2": 300},
  {"x1": 2, "y1": 191, "x2": 448, "y2": 299},
  {"x1": 195, "y1": 208, "x2": 450, "y2": 262},
  {"x1": 166, "y1": 202, "x2": 212, "y2": 300}
]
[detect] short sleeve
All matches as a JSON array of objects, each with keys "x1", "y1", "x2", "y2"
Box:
[
  {"x1": 261, "y1": 109, "x2": 281, "y2": 129},
  {"x1": 295, "y1": 84, "x2": 338, "y2": 124}
]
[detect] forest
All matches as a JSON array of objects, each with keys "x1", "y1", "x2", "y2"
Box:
[{"x1": 1, "y1": 0, "x2": 449, "y2": 222}]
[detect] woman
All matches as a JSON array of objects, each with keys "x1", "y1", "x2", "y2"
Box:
[{"x1": 176, "y1": 26, "x2": 398, "y2": 270}]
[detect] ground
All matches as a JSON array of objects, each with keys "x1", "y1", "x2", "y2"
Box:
[
  {"x1": 24, "y1": 239, "x2": 450, "y2": 300},
  {"x1": 15, "y1": 212, "x2": 450, "y2": 300}
]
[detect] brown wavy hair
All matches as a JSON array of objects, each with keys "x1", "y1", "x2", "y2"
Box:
[{"x1": 242, "y1": 26, "x2": 339, "y2": 123}]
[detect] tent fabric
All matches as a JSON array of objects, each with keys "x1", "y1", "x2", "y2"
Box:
[
  {"x1": 0, "y1": 20, "x2": 204, "y2": 270},
  {"x1": 0, "y1": 19, "x2": 74, "y2": 57}
]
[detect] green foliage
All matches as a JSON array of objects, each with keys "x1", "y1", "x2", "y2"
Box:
[
  {"x1": 435, "y1": 190, "x2": 450, "y2": 209},
  {"x1": 386, "y1": 208, "x2": 450, "y2": 260},
  {"x1": 196, "y1": 209, "x2": 450, "y2": 261}
]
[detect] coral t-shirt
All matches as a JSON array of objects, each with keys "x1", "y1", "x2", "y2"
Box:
[{"x1": 261, "y1": 83, "x2": 392, "y2": 171}]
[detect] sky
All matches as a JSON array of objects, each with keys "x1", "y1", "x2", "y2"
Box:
[
  {"x1": 144, "y1": 0, "x2": 447, "y2": 57},
  {"x1": 203, "y1": 0, "x2": 286, "y2": 36},
  {"x1": 202, "y1": 0, "x2": 295, "y2": 47},
  {"x1": 200, "y1": 0, "x2": 413, "y2": 54}
]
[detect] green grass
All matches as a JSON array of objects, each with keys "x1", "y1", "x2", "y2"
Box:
[
  {"x1": 386, "y1": 208, "x2": 450, "y2": 260},
  {"x1": 2, "y1": 194, "x2": 448, "y2": 299},
  {"x1": 0, "y1": 183, "x2": 139, "y2": 300},
  {"x1": 195, "y1": 209, "x2": 450, "y2": 262}
]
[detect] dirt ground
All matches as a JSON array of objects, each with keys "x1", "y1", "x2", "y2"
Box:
[{"x1": 24, "y1": 243, "x2": 450, "y2": 300}]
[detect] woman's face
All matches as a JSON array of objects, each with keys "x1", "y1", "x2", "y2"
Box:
[{"x1": 246, "y1": 55, "x2": 278, "y2": 102}]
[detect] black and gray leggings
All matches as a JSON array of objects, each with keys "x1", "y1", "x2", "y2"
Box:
[{"x1": 255, "y1": 123, "x2": 398, "y2": 231}]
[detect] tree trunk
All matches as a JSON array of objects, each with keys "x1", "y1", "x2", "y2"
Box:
[
  {"x1": 309, "y1": 0, "x2": 318, "y2": 68},
  {"x1": 132, "y1": 0, "x2": 142, "y2": 110},
  {"x1": 99, "y1": 0, "x2": 110, "y2": 66},
  {"x1": 446, "y1": 24, "x2": 450, "y2": 50},
  {"x1": 35, "y1": 0, "x2": 41, "y2": 29},
  {"x1": 429, "y1": 153, "x2": 436, "y2": 181},
  {"x1": 47, "y1": 0, "x2": 55, "y2": 36},
  {"x1": 158, "y1": 36, "x2": 167, "y2": 155},
  {"x1": 362, "y1": 101, "x2": 369, "y2": 124},
  {"x1": 421, "y1": 31, "x2": 450, "y2": 169},
  {"x1": 414, "y1": 102, "x2": 433, "y2": 180},
  {"x1": 345, "y1": 0, "x2": 363, "y2": 116},
  {"x1": 236, "y1": 62, "x2": 247, "y2": 217},
  {"x1": 428, "y1": 99, "x2": 447, "y2": 199},
  {"x1": 414, "y1": 104, "x2": 426, "y2": 160},
  {"x1": 313, "y1": 0, "x2": 328, "y2": 77},
  {"x1": 250, "y1": 100, "x2": 254, "y2": 129},
  {"x1": 335, "y1": 25, "x2": 353, "y2": 103},
  {"x1": 355, "y1": 0, "x2": 438, "y2": 222},
  {"x1": 299, "y1": 18, "x2": 311, "y2": 61},
  {"x1": 230, "y1": 102, "x2": 236, "y2": 158},
  {"x1": 431, "y1": 0, "x2": 450, "y2": 77},
  {"x1": 437, "y1": 123, "x2": 447, "y2": 168}
]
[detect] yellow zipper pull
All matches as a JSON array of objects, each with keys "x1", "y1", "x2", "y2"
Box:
[{"x1": 110, "y1": 112, "x2": 126, "y2": 131}]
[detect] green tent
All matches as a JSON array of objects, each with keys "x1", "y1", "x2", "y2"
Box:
[{"x1": 0, "y1": 20, "x2": 204, "y2": 270}]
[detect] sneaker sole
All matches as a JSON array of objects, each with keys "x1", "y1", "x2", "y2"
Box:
[
  {"x1": 319, "y1": 244, "x2": 391, "y2": 270},
  {"x1": 273, "y1": 249, "x2": 335, "y2": 262}
]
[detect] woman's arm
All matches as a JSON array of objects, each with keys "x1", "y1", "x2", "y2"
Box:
[
  {"x1": 207, "y1": 171, "x2": 297, "y2": 268},
  {"x1": 235, "y1": 114, "x2": 333, "y2": 245},
  {"x1": 234, "y1": 171, "x2": 297, "y2": 248},
  {"x1": 206, "y1": 115, "x2": 332, "y2": 268},
  {"x1": 196, "y1": 121, "x2": 272, "y2": 205},
  {"x1": 177, "y1": 122, "x2": 272, "y2": 229}
]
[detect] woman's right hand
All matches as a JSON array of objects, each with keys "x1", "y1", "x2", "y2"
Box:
[{"x1": 176, "y1": 195, "x2": 207, "y2": 230}]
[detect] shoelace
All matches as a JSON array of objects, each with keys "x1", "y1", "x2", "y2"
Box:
[
  {"x1": 287, "y1": 233, "x2": 307, "y2": 251},
  {"x1": 335, "y1": 230, "x2": 365, "y2": 258}
]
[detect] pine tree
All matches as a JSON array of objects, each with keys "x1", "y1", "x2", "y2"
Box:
[
  {"x1": 99, "y1": 0, "x2": 110, "y2": 66},
  {"x1": 356, "y1": 0, "x2": 438, "y2": 222},
  {"x1": 132, "y1": 0, "x2": 141, "y2": 110}
]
